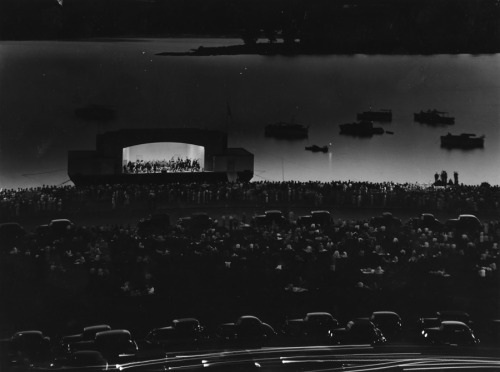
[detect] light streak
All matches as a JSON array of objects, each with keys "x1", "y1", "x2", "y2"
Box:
[
  {"x1": 112, "y1": 347, "x2": 500, "y2": 372},
  {"x1": 404, "y1": 367, "x2": 500, "y2": 371}
]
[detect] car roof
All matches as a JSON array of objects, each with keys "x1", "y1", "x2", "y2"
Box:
[
  {"x1": 173, "y1": 318, "x2": 199, "y2": 324},
  {"x1": 438, "y1": 310, "x2": 469, "y2": 317},
  {"x1": 0, "y1": 222, "x2": 24, "y2": 228},
  {"x1": 239, "y1": 315, "x2": 261, "y2": 321},
  {"x1": 306, "y1": 312, "x2": 333, "y2": 317},
  {"x1": 349, "y1": 319, "x2": 374, "y2": 326},
  {"x1": 372, "y1": 311, "x2": 400, "y2": 317},
  {"x1": 50, "y1": 219, "x2": 72, "y2": 223},
  {"x1": 13, "y1": 330, "x2": 43, "y2": 337},
  {"x1": 458, "y1": 214, "x2": 478, "y2": 218},
  {"x1": 95, "y1": 329, "x2": 131, "y2": 338},
  {"x1": 311, "y1": 210, "x2": 330, "y2": 214},
  {"x1": 441, "y1": 320, "x2": 468, "y2": 327},
  {"x1": 84, "y1": 324, "x2": 111, "y2": 332}
]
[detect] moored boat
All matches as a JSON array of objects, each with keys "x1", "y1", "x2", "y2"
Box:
[
  {"x1": 414, "y1": 109, "x2": 455, "y2": 124},
  {"x1": 339, "y1": 121, "x2": 384, "y2": 136},
  {"x1": 265, "y1": 122, "x2": 308, "y2": 139},
  {"x1": 440, "y1": 133, "x2": 484, "y2": 149},
  {"x1": 357, "y1": 109, "x2": 392, "y2": 122}
]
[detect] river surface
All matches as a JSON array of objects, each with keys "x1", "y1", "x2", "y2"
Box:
[{"x1": 0, "y1": 38, "x2": 498, "y2": 188}]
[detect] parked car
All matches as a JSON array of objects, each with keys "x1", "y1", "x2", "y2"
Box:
[
  {"x1": 408, "y1": 213, "x2": 443, "y2": 231},
  {"x1": 94, "y1": 330, "x2": 138, "y2": 361},
  {"x1": 137, "y1": 213, "x2": 170, "y2": 236},
  {"x1": 145, "y1": 318, "x2": 206, "y2": 349},
  {"x1": 252, "y1": 210, "x2": 287, "y2": 228},
  {"x1": 252, "y1": 214, "x2": 269, "y2": 228},
  {"x1": 369, "y1": 311, "x2": 403, "y2": 339},
  {"x1": 36, "y1": 219, "x2": 74, "y2": 242},
  {"x1": 60, "y1": 325, "x2": 111, "y2": 354},
  {"x1": 178, "y1": 213, "x2": 214, "y2": 230},
  {"x1": 282, "y1": 312, "x2": 338, "y2": 343},
  {"x1": 260, "y1": 210, "x2": 287, "y2": 227},
  {"x1": 370, "y1": 212, "x2": 402, "y2": 230},
  {"x1": 310, "y1": 210, "x2": 332, "y2": 227},
  {"x1": 296, "y1": 211, "x2": 332, "y2": 228},
  {"x1": 32, "y1": 351, "x2": 108, "y2": 371},
  {"x1": 331, "y1": 320, "x2": 386, "y2": 345},
  {"x1": 70, "y1": 329, "x2": 137, "y2": 362},
  {"x1": 216, "y1": 315, "x2": 276, "y2": 344},
  {"x1": 0, "y1": 222, "x2": 26, "y2": 252},
  {"x1": 296, "y1": 215, "x2": 313, "y2": 227},
  {"x1": 7, "y1": 330, "x2": 51, "y2": 365},
  {"x1": 485, "y1": 319, "x2": 500, "y2": 345},
  {"x1": 419, "y1": 310, "x2": 473, "y2": 329},
  {"x1": 48, "y1": 219, "x2": 75, "y2": 235},
  {"x1": 422, "y1": 321, "x2": 479, "y2": 346},
  {"x1": 445, "y1": 214, "x2": 482, "y2": 233}
]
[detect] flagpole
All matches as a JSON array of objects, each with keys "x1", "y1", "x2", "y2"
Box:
[{"x1": 226, "y1": 102, "x2": 232, "y2": 135}]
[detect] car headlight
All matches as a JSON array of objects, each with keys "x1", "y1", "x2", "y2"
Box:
[{"x1": 423, "y1": 333, "x2": 428, "y2": 338}]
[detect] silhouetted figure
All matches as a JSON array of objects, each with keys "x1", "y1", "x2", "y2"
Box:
[
  {"x1": 434, "y1": 173, "x2": 439, "y2": 184},
  {"x1": 441, "y1": 170, "x2": 448, "y2": 185},
  {"x1": 454, "y1": 172, "x2": 459, "y2": 185}
]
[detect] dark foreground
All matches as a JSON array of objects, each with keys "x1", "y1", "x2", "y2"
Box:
[{"x1": 1, "y1": 181, "x2": 499, "y2": 371}]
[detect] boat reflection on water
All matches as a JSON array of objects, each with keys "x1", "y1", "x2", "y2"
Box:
[{"x1": 440, "y1": 133, "x2": 485, "y2": 149}]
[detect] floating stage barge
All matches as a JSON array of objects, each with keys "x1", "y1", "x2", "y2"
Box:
[{"x1": 68, "y1": 128, "x2": 254, "y2": 185}]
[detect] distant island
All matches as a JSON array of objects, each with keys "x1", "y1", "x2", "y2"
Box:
[
  {"x1": 157, "y1": 40, "x2": 500, "y2": 57},
  {"x1": 1, "y1": 0, "x2": 499, "y2": 55}
]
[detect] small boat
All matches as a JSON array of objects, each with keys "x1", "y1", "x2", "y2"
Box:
[
  {"x1": 265, "y1": 122, "x2": 308, "y2": 139},
  {"x1": 305, "y1": 145, "x2": 328, "y2": 153},
  {"x1": 339, "y1": 121, "x2": 384, "y2": 136},
  {"x1": 414, "y1": 109, "x2": 455, "y2": 124},
  {"x1": 386, "y1": 131, "x2": 394, "y2": 135},
  {"x1": 357, "y1": 109, "x2": 392, "y2": 122},
  {"x1": 440, "y1": 133, "x2": 484, "y2": 149}
]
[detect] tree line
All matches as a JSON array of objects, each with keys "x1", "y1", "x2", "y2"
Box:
[{"x1": 1, "y1": 0, "x2": 499, "y2": 53}]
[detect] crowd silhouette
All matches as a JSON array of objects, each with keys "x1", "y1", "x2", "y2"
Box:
[
  {"x1": 1, "y1": 208, "x2": 498, "y2": 329},
  {"x1": 1, "y1": 181, "x2": 499, "y2": 219},
  {"x1": 1, "y1": 180, "x2": 499, "y2": 343}
]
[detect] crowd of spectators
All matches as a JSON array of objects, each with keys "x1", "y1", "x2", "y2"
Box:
[
  {"x1": 1, "y1": 209, "x2": 499, "y2": 322},
  {"x1": 123, "y1": 158, "x2": 202, "y2": 174},
  {"x1": 1, "y1": 180, "x2": 499, "y2": 219}
]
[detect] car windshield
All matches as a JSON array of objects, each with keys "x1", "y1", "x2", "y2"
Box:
[{"x1": 1, "y1": 2, "x2": 499, "y2": 371}]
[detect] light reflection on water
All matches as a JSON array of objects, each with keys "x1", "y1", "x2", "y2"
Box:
[{"x1": 0, "y1": 39, "x2": 498, "y2": 188}]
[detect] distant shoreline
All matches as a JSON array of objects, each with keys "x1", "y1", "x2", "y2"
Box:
[
  {"x1": 2, "y1": 37, "x2": 498, "y2": 56},
  {"x1": 156, "y1": 41, "x2": 500, "y2": 57}
]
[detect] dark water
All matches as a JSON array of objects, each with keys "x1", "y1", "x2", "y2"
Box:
[{"x1": 0, "y1": 38, "x2": 498, "y2": 189}]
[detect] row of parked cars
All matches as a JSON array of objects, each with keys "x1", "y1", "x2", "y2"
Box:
[
  {"x1": 0, "y1": 219, "x2": 75, "y2": 251},
  {"x1": 137, "y1": 209, "x2": 484, "y2": 236},
  {"x1": 0, "y1": 208, "x2": 484, "y2": 252},
  {"x1": 3, "y1": 309, "x2": 495, "y2": 370}
]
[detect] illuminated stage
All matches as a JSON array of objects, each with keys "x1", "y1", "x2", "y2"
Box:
[{"x1": 68, "y1": 129, "x2": 254, "y2": 185}]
